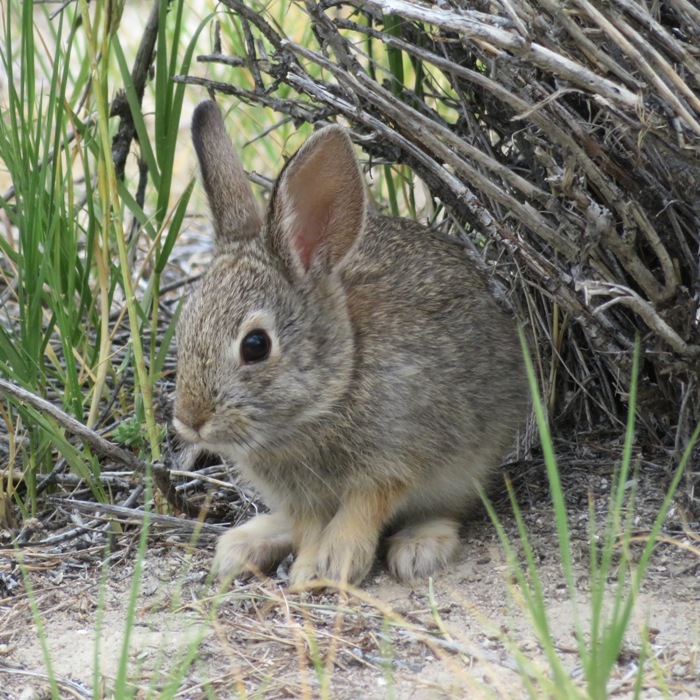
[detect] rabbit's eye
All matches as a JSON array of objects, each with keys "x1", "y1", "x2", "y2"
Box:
[{"x1": 241, "y1": 329, "x2": 271, "y2": 364}]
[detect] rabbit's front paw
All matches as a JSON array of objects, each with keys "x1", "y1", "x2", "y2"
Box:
[
  {"x1": 315, "y1": 527, "x2": 377, "y2": 585},
  {"x1": 288, "y1": 531, "x2": 321, "y2": 586},
  {"x1": 313, "y1": 485, "x2": 402, "y2": 584},
  {"x1": 214, "y1": 513, "x2": 293, "y2": 581},
  {"x1": 386, "y1": 518, "x2": 460, "y2": 582},
  {"x1": 288, "y1": 556, "x2": 319, "y2": 586}
]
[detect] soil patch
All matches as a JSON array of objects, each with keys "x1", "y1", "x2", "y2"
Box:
[{"x1": 1, "y1": 456, "x2": 698, "y2": 699}]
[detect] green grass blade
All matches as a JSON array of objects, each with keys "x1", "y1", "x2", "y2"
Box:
[
  {"x1": 113, "y1": 476, "x2": 153, "y2": 697},
  {"x1": 112, "y1": 35, "x2": 162, "y2": 189},
  {"x1": 156, "y1": 178, "x2": 194, "y2": 273}
]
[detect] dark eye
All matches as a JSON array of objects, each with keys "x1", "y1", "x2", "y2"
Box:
[{"x1": 241, "y1": 329, "x2": 271, "y2": 364}]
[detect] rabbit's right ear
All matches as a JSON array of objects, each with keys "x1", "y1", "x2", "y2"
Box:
[
  {"x1": 191, "y1": 101, "x2": 262, "y2": 244},
  {"x1": 268, "y1": 125, "x2": 366, "y2": 276}
]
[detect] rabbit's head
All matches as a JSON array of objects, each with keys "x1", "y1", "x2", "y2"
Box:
[{"x1": 173, "y1": 102, "x2": 366, "y2": 464}]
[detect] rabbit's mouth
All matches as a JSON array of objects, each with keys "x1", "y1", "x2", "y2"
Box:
[
  {"x1": 173, "y1": 414, "x2": 265, "y2": 465},
  {"x1": 172, "y1": 416, "x2": 203, "y2": 444}
]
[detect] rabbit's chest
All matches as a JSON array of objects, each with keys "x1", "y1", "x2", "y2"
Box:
[{"x1": 238, "y1": 450, "x2": 347, "y2": 516}]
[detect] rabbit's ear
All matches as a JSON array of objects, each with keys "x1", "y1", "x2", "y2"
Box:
[
  {"x1": 191, "y1": 101, "x2": 262, "y2": 244},
  {"x1": 269, "y1": 126, "x2": 366, "y2": 274}
]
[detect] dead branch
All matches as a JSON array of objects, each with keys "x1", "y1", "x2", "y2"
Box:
[
  {"x1": 0, "y1": 378, "x2": 201, "y2": 518},
  {"x1": 176, "y1": 0, "x2": 700, "y2": 449}
]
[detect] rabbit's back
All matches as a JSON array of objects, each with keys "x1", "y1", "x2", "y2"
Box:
[{"x1": 333, "y1": 214, "x2": 527, "y2": 521}]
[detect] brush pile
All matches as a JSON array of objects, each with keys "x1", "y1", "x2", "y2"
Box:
[{"x1": 180, "y1": 0, "x2": 700, "y2": 456}]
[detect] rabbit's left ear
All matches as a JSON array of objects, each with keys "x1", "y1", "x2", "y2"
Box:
[
  {"x1": 191, "y1": 101, "x2": 263, "y2": 245},
  {"x1": 268, "y1": 126, "x2": 367, "y2": 274}
]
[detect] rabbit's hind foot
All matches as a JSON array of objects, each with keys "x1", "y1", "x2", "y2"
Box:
[{"x1": 386, "y1": 518, "x2": 460, "y2": 582}]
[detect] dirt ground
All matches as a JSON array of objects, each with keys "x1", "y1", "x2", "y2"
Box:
[{"x1": 1, "y1": 450, "x2": 699, "y2": 700}]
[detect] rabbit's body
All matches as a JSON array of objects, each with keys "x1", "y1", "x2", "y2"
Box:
[{"x1": 174, "y1": 101, "x2": 528, "y2": 585}]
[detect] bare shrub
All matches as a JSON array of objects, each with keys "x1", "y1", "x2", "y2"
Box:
[{"x1": 177, "y1": 0, "x2": 700, "y2": 455}]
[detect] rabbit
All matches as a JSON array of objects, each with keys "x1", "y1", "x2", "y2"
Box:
[{"x1": 173, "y1": 100, "x2": 529, "y2": 586}]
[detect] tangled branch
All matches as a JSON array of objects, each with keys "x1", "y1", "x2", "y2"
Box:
[{"x1": 176, "y1": 0, "x2": 700, "y2": 448}]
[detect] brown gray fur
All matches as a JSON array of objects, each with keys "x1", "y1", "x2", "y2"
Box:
[{"x1": 174, "y1": 100, "x2": 528, "y2": 585}]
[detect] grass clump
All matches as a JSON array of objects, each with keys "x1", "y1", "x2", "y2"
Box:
[
  {"x1": 484, "y1": 336, "x2": 700, "y2": 699},
  {"x1": 0, "y1": 0, "x2": 204, "y2": 504}
]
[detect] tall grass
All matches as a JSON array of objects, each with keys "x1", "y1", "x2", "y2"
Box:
[
  {"x1": 484, "y1": 335, "x2": 700, "y2": 699},
  {"x1": 0, "y1": 0, "x2": 108, "y2": 506},
  {"x1": 0, "y1": 0, "x2": 203, "y2": 506}
]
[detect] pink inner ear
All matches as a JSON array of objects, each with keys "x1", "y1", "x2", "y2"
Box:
[
  {"x1": 272, "y1": 126, "x2": 366, "y2": 274},
  {"x1": 293, "y1": 220, "x2": 320, "y2": 272},
  {"x1": 288, "y1": 199, "x2": 333, "y2": 272}
]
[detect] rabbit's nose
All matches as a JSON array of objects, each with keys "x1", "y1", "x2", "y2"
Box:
[
  {"x1": 173, "y1": 405, "x2": 213, "y2": 438},
  {"x1": 190, "y1": 413, "x2": 211, "y2": 434},
  {"x1": 189, "y1": 413, "x2": 209, "y2": 432}
]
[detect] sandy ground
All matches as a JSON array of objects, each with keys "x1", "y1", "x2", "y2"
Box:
[{"x1": 1, "y1": 463, "x2": 699, "y2": 700}]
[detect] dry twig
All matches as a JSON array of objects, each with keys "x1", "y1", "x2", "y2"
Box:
[{"x1": 0, "y1": 378, "x2": 201, "y2": 518}]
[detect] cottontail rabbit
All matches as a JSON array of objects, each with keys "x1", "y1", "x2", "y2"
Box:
[{"x1": 174, "y1": 100, "x2": 528, "y2": 585}]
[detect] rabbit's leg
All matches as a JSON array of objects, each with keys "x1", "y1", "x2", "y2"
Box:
[
  {"x1": 386, "y1": 518, "x2": 460, "y2": 581},
  {"x1": 315, "y1": 483, "x2": 405, "y2": 584},
  {"x1": 288, "y1": 516, "x2": 326, "y2": 585},
  {"x1": 214, "y1": 512, "x2": 293, "y2": 581}
]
